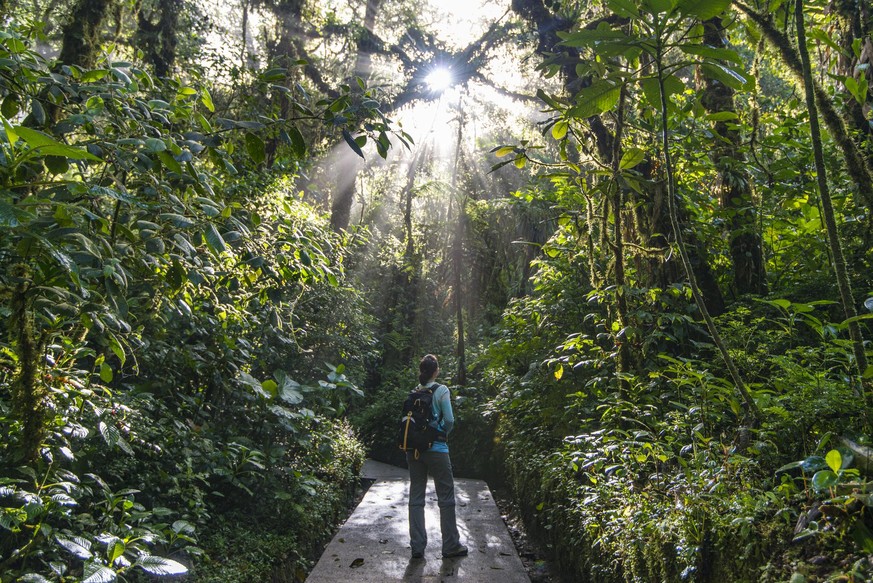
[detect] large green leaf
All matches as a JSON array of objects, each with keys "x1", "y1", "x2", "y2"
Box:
[
  {"x1": 287, "y1": 125, "x2": 307, "y2": 158},
  {"x1": 619, "y1": 147, "x2": 647, "y2": 170},
  {"x1": 677, "y1": 0, "x2": 731, "y2": 20},
  {"x1": 678, "y1": 43, "x2": 744, "y2": 64},
  {"x1": 701, "y1": 62, "x2": 749, "y2": 89},
  {"x1": 825, "y1": 449, "x2": 842, "y2": 473},
  {"x1": 245, "y1": 132, "x2": 266, "y2": 165},
  {"x1": 638, "y1": 74, "x2": 686, "y2": 107},
  {"x1": 56, "y1": 536, "x2": 93, "y2": 559},
  {"x1": 204, "y1": 223, "x2": 227, "y2": 254},
  {"x1": 15, "y1": 126, "x2": 101, "y2": 161},
  {"x1": 135, "y1": 555, "x2": 187, "y2": 576},
  {"x1": 811, "y1": 469, "x2": 838, "y2": 492},
  {"x1": 643, "y1": 0, "x2": 676, "y2": 14},
  {"x1": 82, "y1": 562, "x2": 117, "y2": 583},
  {"x1": 568, "y1": 80, "x2": 622, "y2": 119}
]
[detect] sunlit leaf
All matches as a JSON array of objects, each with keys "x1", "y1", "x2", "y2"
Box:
[
  {"x1": 705, "y1": 111, "x2": 739, "y2": 122},
  {"x1": 100, "y1": 362, "x2": 113, "y2": 383},
  {"x1": 807, "y1": 27, "x2": 842, "y2": 54},
  {"x1": 56, "y1": 536, "x2": 93, "y2": 559},
  {"x1": 825, "y1": 449, "x2": 842, "y2": 474},
  {"x1": 619, "y1": 147, "x2": 646, "y2": 170},
  {"x1": 551, "y1": 121, "x2": 569, "y2": 140},
  {"x1": 108, "y1": 539, "x2": 126, "y2": 564},
  {"x1": 15, "y1": 126, "x2": 101, "y2": 160},
  {"x1": 82, "y1": 562, "x2": 117, "y2": 583},
  {"x1": 135, "y1": 555, "x2": 188, "y2": 576},
  {"x1": 262, "y1": 379, "x2": 279, "y2": 398},
  {"x1": 197, "y1": 87, "x2": 214, "y2": 112},
  {"x1": 677, "y1": 0, "x2": 731, "y2": 20}
]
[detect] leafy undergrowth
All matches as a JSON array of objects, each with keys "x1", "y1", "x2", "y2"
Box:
[
  {"x1": 198, "y1": 474, "x2": 378, "y2": 583},
  {"x1": 486, "y1": 359, "x2": 873, "y2": 583}
]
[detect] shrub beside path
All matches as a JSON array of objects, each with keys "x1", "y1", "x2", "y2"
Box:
[{"x1": 305, "y1": 459, "x2": 531, "y2": 583}]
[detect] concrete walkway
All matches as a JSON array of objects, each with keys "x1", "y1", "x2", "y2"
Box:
[{"x1": 305, "y1": 460, "x2": 531, "y2": 583}]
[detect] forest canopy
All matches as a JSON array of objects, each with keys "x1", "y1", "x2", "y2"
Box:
[{"x1": 1, "y1": 0, "x2": 872, "y2": 581}]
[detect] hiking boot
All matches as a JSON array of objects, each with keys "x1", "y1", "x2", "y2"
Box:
[{"x1": 442, "y1": 545, "x2": 468, "y2": 558}]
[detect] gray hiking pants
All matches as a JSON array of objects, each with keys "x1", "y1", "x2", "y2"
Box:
[{"x1": 406, "y1": 450, "x2": 462, "y2": 555}]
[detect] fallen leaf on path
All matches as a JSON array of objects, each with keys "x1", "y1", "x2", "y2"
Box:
[{"x1": 350, "y1": 558, "x2": 364, "y2": 568}]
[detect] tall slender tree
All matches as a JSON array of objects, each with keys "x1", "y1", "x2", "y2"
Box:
[{"x1": 794, "y1": 0, "x2": 869, "y2": 397}]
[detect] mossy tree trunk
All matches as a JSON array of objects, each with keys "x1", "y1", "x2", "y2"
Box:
[
  {"x1": 58, "y1": 0, "x2": 113, "y2": 69},
  {"x1": 701, "y1": 17, "x2": 767, "y2": 297},
  {"x1": 794, "y1": 0, "x2": 870, "y2": 398},
  {"x1": 135, "y1": 0, "x2": 180, "y2": 78},
  {"x1": 9, "y1": 265, "x2": 45, "y2": 463}
]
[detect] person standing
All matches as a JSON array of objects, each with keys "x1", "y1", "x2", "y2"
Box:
[{"x1": 407, "y1": 354, "x2": 468, "y2": 560}]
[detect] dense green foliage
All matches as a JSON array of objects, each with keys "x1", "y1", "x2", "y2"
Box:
[
  {"x1": 0, "y1": 15, "x2": 388, "y2": 582},
  {"x1": 3, "y1": 0, "x2": 873, "y2": 581}
]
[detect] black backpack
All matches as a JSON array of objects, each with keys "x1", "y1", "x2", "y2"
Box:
[{"x1": 397, "y1": 385, "x2": 446, "y2": 458}]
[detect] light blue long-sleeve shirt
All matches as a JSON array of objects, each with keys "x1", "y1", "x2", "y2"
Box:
[{"x1": 422, "y1": 381, "x2": 453, "y2": 453}]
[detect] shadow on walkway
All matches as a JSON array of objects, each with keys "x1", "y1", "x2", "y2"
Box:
[{"x1": 305, "y1": 460, "x2": 531, "y2": 583}]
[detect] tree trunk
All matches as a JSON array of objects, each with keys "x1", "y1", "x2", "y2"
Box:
[
  {"x1": 136, "y1": 0, "x2": 180, "y2": 77},
  {"x1": 831, "y1": 0, "x2": 872, "y2": 150},
  {"x1": 701, "y1": 17, "x2": 767, "y2": 297},
  {"x1": 329, "y1": 159, "x2": 361, "y2": 232},
  {"x1": 9, "y1": 266, "x2": 44, "y2": 463},
  {"x1": 58, "y1": 0, "x2": 113, "y2": 69},
  {"x1": 451, "y1": 104, "x2": 467, "y2": 385},
  {"x1": 610, "y1": 84, "x2": 632, "y2": 383},
  {"x1": 329, "y1": 0, "x2": 385, "y2": 231},
  {"x1": 353, "y1": 0, "x2": 382, "y2": 80},
  {"x1": 794, "y1": 0, "x2": 869, "y2": 397}
]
